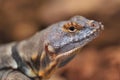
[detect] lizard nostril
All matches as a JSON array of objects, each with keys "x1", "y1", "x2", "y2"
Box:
[
  {"x1": 91, "y1": 23, "x2": 96, "y2": 27},
  {"x1": 88, "y1": 20, "x2": 97, "y2": 28}
]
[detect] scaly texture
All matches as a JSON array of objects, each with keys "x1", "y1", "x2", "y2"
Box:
[{"x1": 0, "y1": 16, "x2": 103, "y2": 80}]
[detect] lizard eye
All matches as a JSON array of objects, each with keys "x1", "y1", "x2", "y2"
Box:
[
  {"x1": 69, "y1": 26, "x2": 76, "y2": 32},
  {"x1": 63, "y1": 22, "x2": 83, "y2": 32}
]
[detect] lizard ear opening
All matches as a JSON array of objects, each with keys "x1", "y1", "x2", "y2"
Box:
[{"x1": 62, "y1": 22, "x2": 83, "y2": 33}]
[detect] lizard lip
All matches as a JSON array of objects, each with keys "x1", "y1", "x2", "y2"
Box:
[{"x1": 55, "y1": 46, "x2": 79, "y2": 60}]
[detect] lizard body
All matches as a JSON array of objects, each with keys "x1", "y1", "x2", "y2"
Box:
[{"x1": 0, "y1": 16, "x2": 103, "y2": 80}]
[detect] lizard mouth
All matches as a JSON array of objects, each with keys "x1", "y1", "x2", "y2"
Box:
[{"x1": 55, "y1": 27, "x2": 102, "y2": 61}]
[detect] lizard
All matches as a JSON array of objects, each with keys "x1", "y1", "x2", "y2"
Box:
[{"x1": 0, "y1": 16, "x2": 104, "y2": 80}]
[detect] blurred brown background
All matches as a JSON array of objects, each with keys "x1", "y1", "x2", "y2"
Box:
[{"x1": 0, "y1": 0, "x2": 120, "y2": 80}]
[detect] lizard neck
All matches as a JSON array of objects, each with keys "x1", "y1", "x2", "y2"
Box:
[{"x1": 17, "y1": 31, "x2": 45, "y2": 62}]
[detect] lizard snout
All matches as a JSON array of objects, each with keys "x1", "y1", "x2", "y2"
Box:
[{"x1": 88, "y1": 20, "x2": 104, "y2": 31}]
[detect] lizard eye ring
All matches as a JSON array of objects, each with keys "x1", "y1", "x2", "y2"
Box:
[{"x1": 63, "y1": 22, "x2": 83, "y2": 32}]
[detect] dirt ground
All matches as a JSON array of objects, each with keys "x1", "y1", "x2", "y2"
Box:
[{"x1": 0, "y1": 0, "x2": 120, "y2": 80}]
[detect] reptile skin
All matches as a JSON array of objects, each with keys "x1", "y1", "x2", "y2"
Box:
[{"x1": 0, "y1": 16, "x2": 103, "y2": 80}]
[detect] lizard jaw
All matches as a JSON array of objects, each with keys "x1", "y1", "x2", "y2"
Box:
[{"x1": 53, "y1": 23, "x2": 103, "y2": 66}]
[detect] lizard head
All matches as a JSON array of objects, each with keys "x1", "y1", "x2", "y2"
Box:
[{"x1": 38, "y1": 16, "x2": 104, "y2": 79}]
